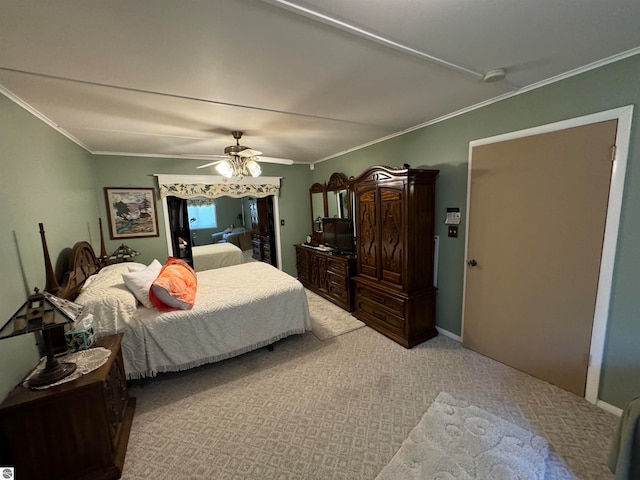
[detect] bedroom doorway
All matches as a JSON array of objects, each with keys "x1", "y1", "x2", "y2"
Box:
[{"x1": 462, "y1": 107, "x2": 632, "y2": 403}]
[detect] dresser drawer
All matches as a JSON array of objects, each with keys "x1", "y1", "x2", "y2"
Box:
[
  {"x1": 327, "y1": 283, "x2": 349, "y2": 305},
  {"x1": 327, "y1": 270, "x2": 347, "y2": 289},
  {"x1": 327, "y1": 258, "x2": 347, "y2": 275},
  {"x1": 356, "y1": 285, "x2": 405, "y2": 317}
]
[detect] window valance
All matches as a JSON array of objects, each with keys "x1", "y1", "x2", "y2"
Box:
[{"x1": 155, "y1": 174, "x2": 281, "y2": 200}]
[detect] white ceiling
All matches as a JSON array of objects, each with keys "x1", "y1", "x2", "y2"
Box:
[{"x1": 1, "y1": 0, "x2": 640, "y2": 165}]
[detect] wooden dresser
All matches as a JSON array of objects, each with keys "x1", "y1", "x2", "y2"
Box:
[
  {"x1": 351, "y1": 166, "x2": 439, "y2": 348},
  {"x1": 295, "y1": 244, "x2": 356, "y2": 311},
  {"x1": 0, "y1": 333, "x2": 135, "y2": 480}
]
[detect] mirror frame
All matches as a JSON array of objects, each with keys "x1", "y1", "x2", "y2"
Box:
[{"x1": 308, "y1": 172, "x2": 352, "y2": 242}]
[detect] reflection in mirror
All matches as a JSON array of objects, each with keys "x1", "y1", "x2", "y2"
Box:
[
  {"x1": 326, "y1": 189, "x2": 349, "y2": 218},
  {"x1": 312, "y1": 193, "x2": 324, "y2": 230},
  {"x1": 326, "y1": 172, "x2": 350, "y2": 220},
  {"x1": 327, "y1": 190, "x2": 339, "y2": 218},
  {"x1": 309, "y1": 182, "x2": 326, "y2": 233},
  {"x1": 338, "y1": 190, "x2": 348, "y2": 218}
]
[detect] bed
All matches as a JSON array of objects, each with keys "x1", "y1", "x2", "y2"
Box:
[
  {"x1": 191, "y1": 242, "x2": 244, "y2": 271},
  {"x1": 48, "y1": 236, "x2": 311, "y2": 380}
]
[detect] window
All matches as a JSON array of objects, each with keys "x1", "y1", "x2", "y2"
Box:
[{"x1": 187, "y1": 203, "x2": 217, "y2": 229}]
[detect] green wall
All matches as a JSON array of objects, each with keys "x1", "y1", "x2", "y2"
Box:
[
  {"x1": 0, "y1": 95, "x2": 100, "y2": 399},
  {"x1": 313, "y1": 54, "x2": 640, "y2": 408},
  {"x1": 90, "y1": 156, "x2": 313, "y2": 276}
]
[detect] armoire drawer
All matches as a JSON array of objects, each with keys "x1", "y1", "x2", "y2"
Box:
[
  {"x1": 355, "y1": 297, "x2": 405, "y2": 336},
  {"x1": 355, "y1": 285, "x2": 405, "y2": 317}
]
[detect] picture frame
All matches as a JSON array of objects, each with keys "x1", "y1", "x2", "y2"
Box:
[{"x1": 104, "y1": 187, "x2": 159, "y2": 239}]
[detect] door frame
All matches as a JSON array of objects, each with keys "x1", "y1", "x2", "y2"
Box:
[{"x1": 461, "y1": 105, "x2": 633, "y2": 405}]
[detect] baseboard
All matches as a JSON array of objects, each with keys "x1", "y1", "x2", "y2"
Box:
[
  {"x1": 597, "y1": 400, "x2": 623, "y2": 417},
  {"x1": 436, "y1": 327, "x2": 461, "y2": 343}
]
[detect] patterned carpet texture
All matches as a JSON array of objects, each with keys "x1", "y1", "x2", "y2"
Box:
[
  {"x1": 305, "y1": 289, "x2": 365, "y2": 340},
  {"x1": 124, "y1": 299, "x2": 618, "y2": 480}
]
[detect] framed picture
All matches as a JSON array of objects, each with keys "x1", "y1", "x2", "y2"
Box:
[{"x1": 104, "y1": 187, "x2": 159, "y2": 239}]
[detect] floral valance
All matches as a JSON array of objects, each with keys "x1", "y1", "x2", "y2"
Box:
[{"x1": 159, "y1": 182, "x2": 279, "y2": 199}]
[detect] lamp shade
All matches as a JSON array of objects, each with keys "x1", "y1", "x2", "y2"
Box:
[
  {"x1": 0, "y1": 289, "x2": 82, "y2": 340},
  {"x1": 109, "y1": 243, "x2": 140, "y2": 262}
]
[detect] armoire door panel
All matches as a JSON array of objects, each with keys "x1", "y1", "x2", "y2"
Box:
[
  {"x1": 380, "y1": 187, "x2": 403, "y2": 285},
  {"x1": 356, "y1": 189, "x2": 378, "y2": 279}
]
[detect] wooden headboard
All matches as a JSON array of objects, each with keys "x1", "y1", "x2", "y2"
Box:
[{"x1": 40, "y1": 223, "x2": 103, "y2": 301}]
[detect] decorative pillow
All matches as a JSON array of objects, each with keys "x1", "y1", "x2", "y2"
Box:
[
  {"x1": 149, "y1": 258, "x2": 198, "y2": 311},
  {"x1": 122, "y1": 259, "x2": 162, "y2": 308}
]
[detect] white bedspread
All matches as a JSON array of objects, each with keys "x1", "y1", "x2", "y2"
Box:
[
  {"x1": 192, "y1": 242, "x2": 244, "y2": 271},
  {"x1": 76, "y1": 262, "x2": 311, "y2": 379}
]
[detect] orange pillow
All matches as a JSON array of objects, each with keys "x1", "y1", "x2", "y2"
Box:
[{"x1": 149, "y1": 258, "x2": 198, "y2": 311}]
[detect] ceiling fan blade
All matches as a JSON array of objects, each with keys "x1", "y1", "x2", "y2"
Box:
[
  {"x1": 255, "y1": 156, "x2": 295, "y2": 165},
  {"x1": 196, "y1": 160, "x2": 224, "y2": 169},
  {"x1": 237, "y1": 148, "x2": 263, "y2": 158}
]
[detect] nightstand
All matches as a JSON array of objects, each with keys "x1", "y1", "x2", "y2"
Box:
[{"x1": 0, "y1": 333, "x2": 136, "y2": 480}]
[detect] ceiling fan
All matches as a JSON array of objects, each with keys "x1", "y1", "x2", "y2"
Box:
[{"x1": 195, "y1": 131, "x2": 294, "y2": 178}]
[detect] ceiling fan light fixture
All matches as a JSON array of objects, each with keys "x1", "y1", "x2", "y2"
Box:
[
  {"x1": 216, "y1": 160, "x2": 234, "y2": 178},
  {"x1": 246, "y1": 159, "x2": 262, "y2": 178}
]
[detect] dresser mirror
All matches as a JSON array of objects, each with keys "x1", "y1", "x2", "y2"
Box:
[
  {"x1": 325, "y1": 172, "x2": 351, "y2": 219},
  {"x1": 308, "y1": 172, "x2": 352, "y2": 237},
  {"x1": 309, "y1": 183, "x2": 326, "y2": 233}
]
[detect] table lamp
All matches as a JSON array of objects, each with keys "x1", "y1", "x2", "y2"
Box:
[
  {"x1": 0, "y1": 288, "x2": 84, "y2": 387},
  {"x1": 108, "y1": 243, "x2": 140, "y2": 263}
]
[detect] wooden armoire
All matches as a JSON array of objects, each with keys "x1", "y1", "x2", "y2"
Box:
[
  {"x1": 351, "y1": 166, "x2": 439, "y2": 348},
  {"x1": 248, "y1": 196, "x2": 277, "y2": 266}
]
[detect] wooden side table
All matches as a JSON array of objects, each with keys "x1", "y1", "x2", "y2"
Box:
[{"x1": 0, "y1": 333, "x2": 136, "y2": 480}]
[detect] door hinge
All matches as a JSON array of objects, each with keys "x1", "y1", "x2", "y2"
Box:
[{"x1": 610, "y1": 145, "x2": 617, "y2": 163}]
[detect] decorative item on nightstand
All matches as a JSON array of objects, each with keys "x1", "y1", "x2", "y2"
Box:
[
  {"x1": 0, "y1": 288, "x2": 84, "y2": 387},
  {"x1": 109, "y1": 243, "x2": 140, "y2": 262}
]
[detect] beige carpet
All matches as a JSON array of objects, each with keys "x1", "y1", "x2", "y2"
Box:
[
  {"x1": 376, "y1": 392, "x2": 549, "y2": 479},
  {"x1": 124, "y1": 328, "x2": 617, "y2": 480},
  {"x1": 305, "y1": 288, "x2": 365, "y2": 340}
]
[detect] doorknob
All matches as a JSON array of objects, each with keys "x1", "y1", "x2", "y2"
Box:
[{"x1": 467, "y1": 259, "x2": 478, "y2": 267}]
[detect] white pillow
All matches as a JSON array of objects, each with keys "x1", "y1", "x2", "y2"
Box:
[{"x1": 121, "y1": 259, "x2": 162, "y2": 308}]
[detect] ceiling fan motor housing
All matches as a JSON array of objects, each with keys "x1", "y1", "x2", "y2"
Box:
[{"x1": 224, "y1": 144, "x2": 248, "y2": 156}]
